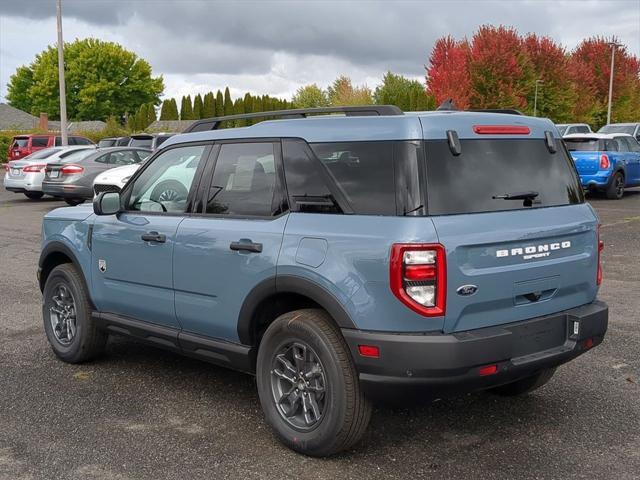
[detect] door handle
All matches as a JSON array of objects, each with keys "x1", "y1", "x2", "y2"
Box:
[
  {"x1": 141, "y1": 231, "x2": 166, "y2": 243},
  {"x1": 230, "y1": 240, "x2": 263, "y2": 253}
]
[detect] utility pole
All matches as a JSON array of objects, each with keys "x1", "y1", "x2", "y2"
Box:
[
  {"x1": 533, "y1": 79, "x2": 543, "y2": 117},
  {"x1": 607, "y1": 41, "x2": 623, "y2": 125},
  {"x1": 56, "y1": 0, "x2": 68, "y2": 145}
]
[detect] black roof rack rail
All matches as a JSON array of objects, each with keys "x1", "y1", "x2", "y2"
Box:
[
  {"x1": 468, "y1": 108, "x2": 524, "y2": 115},
  {"x1": 182, "y1": 105, "x2": 404, "y2": 133}
]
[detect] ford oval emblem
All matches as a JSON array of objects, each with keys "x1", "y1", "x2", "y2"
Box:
[{"x1": 456, "y1": 284, "x2": 478, "y2": 296}]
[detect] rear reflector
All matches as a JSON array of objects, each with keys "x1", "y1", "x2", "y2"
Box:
[
  {"x1": 473, "y1": 125, "x2": 531, "y2": 135},
  {"x1": 583, "y1": 338, "x2": 594, "y2": 349},
  {"x1": 358, "y1": 345, "x2": 380, "y2": 358},
  {"x1": 479, "y1": 364, "x2": 498, "y2": 376}
]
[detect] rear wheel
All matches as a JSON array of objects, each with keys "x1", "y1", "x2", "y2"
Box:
[
  {"x1": 64, "y1": 198, "x2": 85, "y2": 206},
  {"x1": 24, "y1": 191, "x2": 44, "y2": 200},
  {"x1": 256, "y1": 309, "x2": 371, "y2": 456},
  {"x1": 605, "y1": 172, "x2": 624, "y2": 199},
  {"x1": 42, "y1": 264, "x2": 107, "y2": 363},
  {"x1": 489, "y1": 368, "x2": 556, "y2": 396}
]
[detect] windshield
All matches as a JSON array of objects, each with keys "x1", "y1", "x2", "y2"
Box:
[
  {"x1": 129, "y1": 137, "x2": 153, "y2": 148},
  {"x1": 26, "y1": 148, "x2": 62, "y2": 160},
  {"x1": 12, "y1": 137, "x2": 28, "y2": 148},
  {"x1": 556, "y1": 125, "x2": 568, "y2": 135},
  {"x1": 599, "y1": 125, "x2": 636, "y2": 135},
  {"x1": 424, "y1": 138, "x2": 583, "y2": 215},
  {"x1": 59, "y1": 149, "x2": 95, "y2": 163}
]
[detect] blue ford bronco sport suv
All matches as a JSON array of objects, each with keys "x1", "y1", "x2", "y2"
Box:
[{"x1": 39, "y1": 105, "x2": 608, "y2": 456}]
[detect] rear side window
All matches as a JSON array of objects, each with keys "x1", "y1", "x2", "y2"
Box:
[
  {"x1": 424, "y1": 139, "x2": 583, "y2": 215},
  {"x1": 309, "y1": 142, "x2": 395, "y2": 215},
  {"x1": 623, "y1": 137, "x2": 640, "y2": 153},
  {"x1": 615, "y1": 138, "x2": 630, "y2": 152},
  {"x1": 32, "y1": 137, "x2": 49, "y2": 147},
  {"x1": 73, "y1": 137, "x2": 92, "y2": 145},
  {"x1": 206, "y1": 142, "x2": 281, "y2": 217},
  {"x1": 600, "y1": 125, "x2": 636, "y2": 135},
  {"x1": 12, "y1": 137, "x2": 28, "y2": 148}
]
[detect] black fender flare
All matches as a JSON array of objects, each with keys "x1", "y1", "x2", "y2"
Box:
[
  {"x1": 237, "y1": 274, "x2": 358, "y2": 345},
  {"x1": 38, "y1": 241, "x2": 90, "y2": 299}
]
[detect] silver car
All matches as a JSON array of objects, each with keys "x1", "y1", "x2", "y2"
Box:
[{"x1": 4, "y1": 146, "x2": 97, "y2": 199}]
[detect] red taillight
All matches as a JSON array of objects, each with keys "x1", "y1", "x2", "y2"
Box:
[
  {"x1": 60, "y1": 164, "x2": 84, "y2": 175},
  {"x1": 22, "y1": 164, "x2": 46, "y2": 173},
  {"x1": 473, "y1": 125, "x2": 531, "y2": 135},
  {"x1": 479, "y1": 364, "x2": 498, "y2": 376},
  {"x1": 597, "y1": 225, "x2": 604, "y2": 286},
  {"x1": 599, "y1": 154, "x2": 610, "y2": 169},
  {"x1": 390, "y1": 243, "x2": 446, "y2": 317},
  {"x1": 358, "y1": 345, "x2": 380, "y2": 358}
]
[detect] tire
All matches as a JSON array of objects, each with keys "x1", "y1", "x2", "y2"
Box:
[
  {"x1": 24, "y1": 191, "x2": 44, "y2": 200},
  {"x1": 489, "y1": 368, "x2": 556, "y2": 396},
  {"x1": 150, "y1": 181, "x2": 188, "y2": 203},
  {"x1": 64, "y1": 198, "x2": 85, "y2": 206},
  {"x1": 42, "y1": 264, "x2": 107, "y2": 363},
  {"x1": 605, "y1": 172, "x2": 625, "y2": 199},
  {"x1": 256, "y1": 309, "x2": 372, "y2": 456}
]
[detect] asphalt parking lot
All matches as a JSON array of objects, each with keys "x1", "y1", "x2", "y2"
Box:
[{"x1": 0, "y1": 183, "x2": 639, "y2": 480}]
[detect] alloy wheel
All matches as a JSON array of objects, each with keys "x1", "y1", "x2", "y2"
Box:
[{"x1": 49, "y1": 283, "x2": 77, "y2": 345}]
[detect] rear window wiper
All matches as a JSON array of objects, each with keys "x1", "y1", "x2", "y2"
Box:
[{"x1": 492, "y1": 191, "x2": 539, "y2": 201}]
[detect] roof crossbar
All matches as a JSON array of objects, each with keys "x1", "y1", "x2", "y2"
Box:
[{"x1": 182, "y1": 105, "x2": 404, "y2": 133}]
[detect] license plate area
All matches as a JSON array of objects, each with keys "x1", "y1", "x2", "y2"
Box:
[
  {"x1": 11, "y1": 168, "x2": 21, "y2": 176},
  {"x1": 49, "y1": 171, "x2": 59, "y2": 178},
  {"x1": 506, "y1": 315, "x2": 566, "y2": 357}
]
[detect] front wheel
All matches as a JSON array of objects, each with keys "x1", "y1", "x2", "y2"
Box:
[
  {"x1": 64, "y1": 198, "x2": 85, "y2": 206},
  {"x1": 489, "y1": 368, "x2": 556, "y2": 396},
  {"x1": 24, "y1": 191, "x2": 44, "y2": 200},
  {"x1": 605, "y1": 172, "x2": 625, "y2": 199},
  {"x1": 256, "y1": 309, "x2": 372, "y2": 456}
]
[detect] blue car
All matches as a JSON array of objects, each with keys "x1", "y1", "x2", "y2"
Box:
[
  {"x1": 38, "y1": 105, "x2": 608, "y2": 456},
  {"x1": 564, "y1": 133, "x2": 640, "y2": 199}
]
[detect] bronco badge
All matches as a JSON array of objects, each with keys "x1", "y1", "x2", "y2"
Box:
[{"x1": 98, "y1": 259, "x2": 107, "y2": 273}]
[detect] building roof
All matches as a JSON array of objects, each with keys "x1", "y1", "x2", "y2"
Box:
[
  {"x1": 0, "y1": 103, "x2": 39, "y2": 130},
  {"x1": 147, "y1": 120, "x2": 196, "y2": 132}
]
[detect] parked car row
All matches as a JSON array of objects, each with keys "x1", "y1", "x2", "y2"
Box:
[
  {"x1": 96, "y1": 133, "x2": 176, "y2": 150},
  {"x1": 7, "y1": 134, "x2": 94, "y2": 160}
]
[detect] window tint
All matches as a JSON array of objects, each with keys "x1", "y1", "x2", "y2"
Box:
[
  {"x1": 600, "y1": 125, "x2": 636, "y2": 135},
  {"x1": 424, "y1": 139, "x2": 583, "y2": 215},
  {"x1": 624, "y1": 137, "x2": 640, "y2": 153},
  {"x1": 282, "y1": 139, "x2": 341, "y2": 214},
  {"x1": 32, "y1": 137, "x2": 49, "y2": 147},
  {"x1": 615, "y1": 138, "x2": 630, "y2": 152},
  {"x1": 556, "y1": 125, "x2": 568, "y2": 136},
  {"x1": 577, "y1": 126, "x2": 590, "y2": 133},
  {"x1": 309, "y1": 141, "x2": 395, "y2": 215},
  {"x1": 98, "y1": 139, "x2": 116, "y2": 148},
  {"x1": 206, "y1": 143, "x2": 280, "y2": 216},
  {"x1": 129, "y1": 137, "x2": 153, "y2": 148},
  {"x1": 109, "y1": 150, "x2": 140, "y2": 165},
  {"x1": 55, "y1": 137, "x2": 62, "y2": 146},
  {"x1": 156, "y1": 135, "x2": 173, "y2": 147},
  {"x1": 28, "y1": 148, "x2": 61, "y2": 160},
  {"x1": 94, "y1": 153, "x2": 110, "y2": 164},
  {"x1": 59, "y1": 149, "x2": 95, "y2": 163},
  {"x1": 12, "y1": 137, "x2": 28, "y2": 148},
  {"x1": 116, "y1": 137, "x2": 131, "y2": 146},
  {"x1": 77, "y1": 137, "x2": 93, "y2": 145},
  {"x1": 127, "y1": 145, "x2": 205, "y2": 213}
]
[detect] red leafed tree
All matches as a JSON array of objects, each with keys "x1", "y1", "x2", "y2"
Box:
[
  {"x1": 523, "y1": 34, "x2": 576, "y2": 121},
  {"x1": 467, "y1": 25, "x2": 533, "y2": 110},
  {"x1": 426, "y1": 36, "x2": 471, "y2": 109},
  {"x1": 568, "y1": 37, "x2": 640, "y2": 125}
]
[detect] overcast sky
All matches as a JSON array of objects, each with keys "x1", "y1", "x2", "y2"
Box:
[{"x1": 0, "y1": 0, "x2": 638, "y2": 103}]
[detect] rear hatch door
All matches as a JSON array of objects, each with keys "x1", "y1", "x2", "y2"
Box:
[
  {"x1": 424, "y1": 134, "x2": 598, "y2": 334},
  {"x1": 564, "y1": 137, "x2": 610, "y2": 175}
]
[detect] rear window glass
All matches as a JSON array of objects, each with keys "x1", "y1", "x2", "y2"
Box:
[
  {"x1": 600, "y1": 125, "x2": 636, "y2": 135},
  {"x1": 98, "y1": 139, "x2": 116, "y2": 147},
  {"x1": 12, "y1": 137, "x2": 28, "y2": 148},
  {"x1": 424, "y1": 139, "x2": 583, "y2": 215},
  {"x1": 31, "y1": 137, "x2": 49, "y2": 147},
  {"x1": 129, "y1": 137, "x2": 153, "y2": 148},
  {"x1": 59, "y1": 149, "x2": 95, "y2": 163},
  {"x1": 309, "y1": 142, "x2": 395, "y2": 215},
  {"x1": 565, "y1": 138, "x2": 617, "y2": 152},
  {"x1": 28, "y1": 148, "x2": 61, "y2": 159},
  {"x1": 556, "y1": 125, "x2": 568, "y2": 136}
]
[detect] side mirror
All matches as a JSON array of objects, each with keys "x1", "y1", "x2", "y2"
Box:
[{"x1": 93, "y1": 192, "x2": 121, "y2": 216}]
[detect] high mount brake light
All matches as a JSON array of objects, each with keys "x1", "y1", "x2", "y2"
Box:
[
  {"x1": 390, "y1": 243, "x2": 446, "y2": 317},
  {"x1": 600, "y1": 154, "x2": 610, "y2": 169},
  {"x1": 22, "y1": 164, "x2": 46, "y2": 173},
  {"x1": 60, "y1": 164, "x2": 84, "y2": 175},
  {"x1": 473, "y1": 125, "x2": 531, "y2": 135},
  {"x1": 597, "y1": 225, "x2": 604, "y2": 286}
]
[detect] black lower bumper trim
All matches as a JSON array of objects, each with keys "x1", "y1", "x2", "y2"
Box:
[{"x1": 342, "y1": 300, "x2": 608, "y2": 395}]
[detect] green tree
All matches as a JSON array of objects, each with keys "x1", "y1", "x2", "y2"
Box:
[
  {"x1": 215, "y1": 90, "x2": 224, "y2": 117},
  {"x1": 327, "y1": 76, "x2": 372, "y2": 106},
  {"x1": 146, "y1": 102, "x2": 156, "y2": 127},
  {"x1": 193, "y1": 94, "x2": 204, "y2": 119},
  {"x1": 223, "y1": 87, "x2": 233, "y2": 116},
  {"x1": 159, "y1": 99, "x2": 179, "y2": 120},
  {"x1": 292, "y1": 84, "x2": 329, "y2": 108},
  {"x1": 243, "y1": 92, "x2": 254, "y2": 124},
  {"x1": 6, "y1": 38, "x2": 163, "y2": 121},
  {"x1": 374, "y1": 72, "x2": 429, "y2": 111},
  {"x1": 202, "y1": 92, "x2": 215, "y2": 118},
  {"x1": 234, "y1": 98, "x2": 246, "y2": 127},
  {"x1": 180, "y1": 95, "x2": 193, "y2": 120}
]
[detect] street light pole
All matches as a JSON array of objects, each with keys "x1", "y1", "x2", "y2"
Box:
[
  {"x1": 533, "y1": 79, "x2": 543, "y2": 117},
  {"x1": 606, "y1": 42, "x2": 623, "y2": 125},
  {"x1": 56, "y1": 0, "x2": 68, "y2": 146}
]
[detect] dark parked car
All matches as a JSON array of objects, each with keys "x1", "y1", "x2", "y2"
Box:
[
  {"x1": 98, "y1": 137, "x2": 131, "y2": 148},
  {"x1": 41, "y1": 147, "x2": 151, "y2": 205},
  {"x1": 128, "y1": 133, "x2": 176, "y2": 150}
]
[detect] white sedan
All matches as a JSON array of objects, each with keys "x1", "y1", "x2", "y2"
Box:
[
  {"x1": 92, "y1": 163, "x2": 141, "y2": 196},
  {"x1": 4, "y1": 146, "x2": 97, "y2": 199}
]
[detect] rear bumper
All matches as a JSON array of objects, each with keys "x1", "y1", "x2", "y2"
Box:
[
  {"x1": 342, "y1": 300, "x2": 608, "y2": 396},
  {"x1": 4, "y1": 174, "x2": 42, "y2": 192},
  {"x1": 580, "y1": 172, "x2": 612, "y2": 189},
  {"x1": 42, "y1": 182, "x2": 93, "y2": 199}
]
